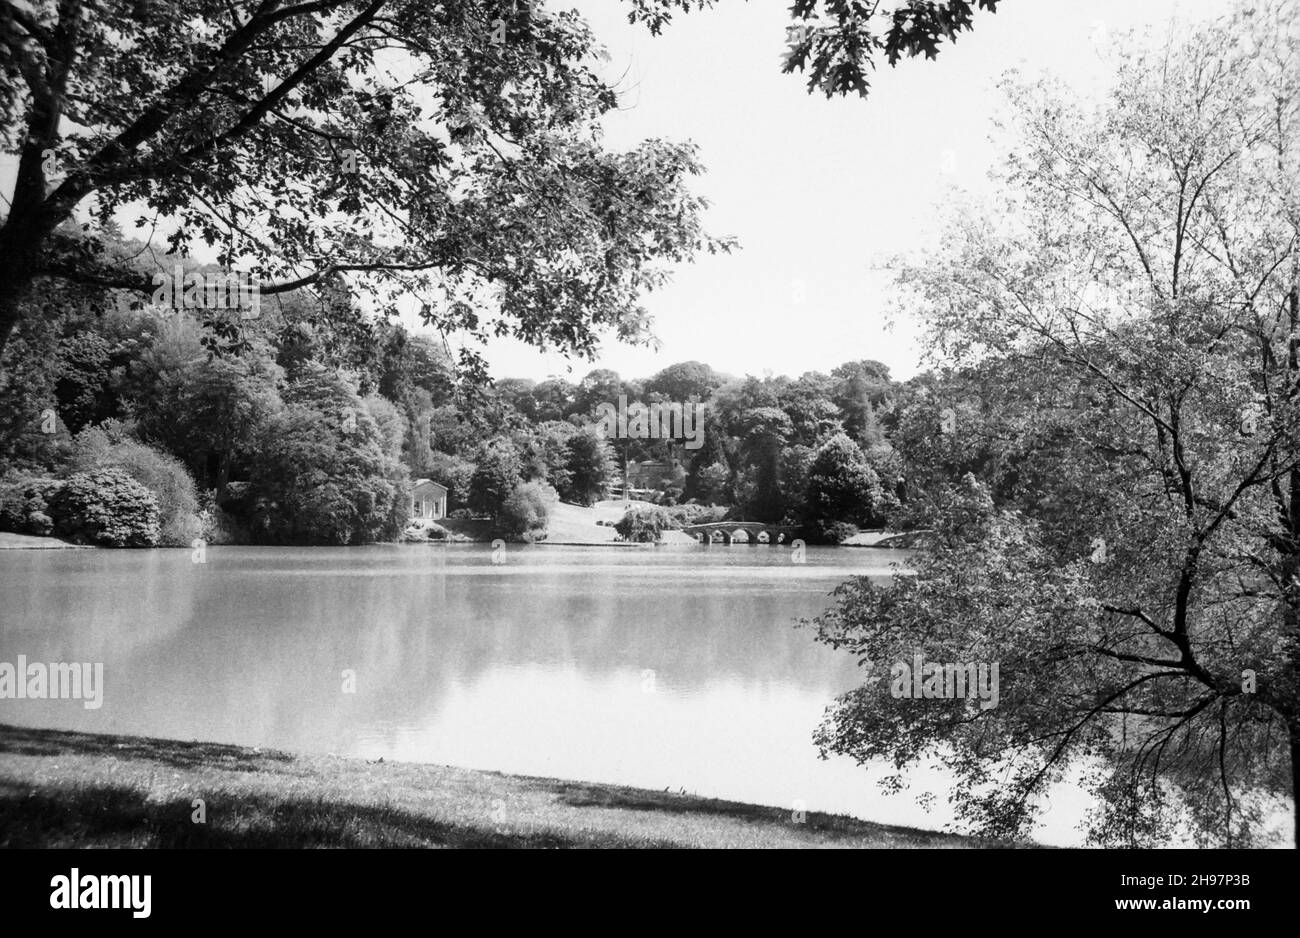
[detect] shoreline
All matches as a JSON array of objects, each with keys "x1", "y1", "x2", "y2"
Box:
[
  {"x1": 0, "y1": 531, "x2": 915, "y2": 551},
  {"x1": 0, "y1": 723, "x2": 1008, "y2": 848}
]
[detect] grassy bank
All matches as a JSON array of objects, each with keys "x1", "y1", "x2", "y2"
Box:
[
  {"x1": 0, "y1": 724, "x2": 997, "y2": 848},
  {"x1": 0, "y1": 532, "x2": 88, "y2": 549}
]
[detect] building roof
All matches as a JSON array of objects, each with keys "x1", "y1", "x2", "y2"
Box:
[{"x1": 412, "y1": 479, "x2": 448, "y2": 492}]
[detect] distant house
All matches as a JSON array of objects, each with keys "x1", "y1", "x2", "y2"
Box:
[{"x1": 411, "y1": 479, "x2": 448, "y2": 521}]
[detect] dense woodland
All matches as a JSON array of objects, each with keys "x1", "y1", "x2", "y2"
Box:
[{"x1": 0, "y1": 231, "x2": 954, "y2": 546}]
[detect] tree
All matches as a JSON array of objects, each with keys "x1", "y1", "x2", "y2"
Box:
[
  {"x1": 246, "y1": 364, "x2": 405, "y2": 543},
  {"x1": 804, "y1": 432, "x2": 881, "y2": 540},
  {"x1": 0, "y1": 283, "x2": 74, "y2": 471},
  {"x1": 628, "y1": 0, "x2": 1000, "y2": 98},
  {"x1": 737, "y1": 406, "x2": 793, "y2": 521},
  {"x1": 692, "y1": 461, "x2": 729, "y2": 505},
  {"x1": 468, "y1": 437, "x2": 524, "y2": 517},
  {"x1": 0, "y1": 1, "x2": 732, "y2": 364},
  {"x1": 133, "y1": 320, "x2": 284, "y2": 492},
  {"x1": 52, "y1": 310, "x2": 156, "y2": 432},
  {"x1": 812, "y1": 1, "x2": 1300, "y2": 846},
  {"x1": 644, "y1": 360, "x2": 723, "y2": 402},
  {"x1": 399, "y1": 387, "x2": 438, "y2": 475},
  {"x1": 778, "y1": 371, "x2": 843, "y2": 446},
  {"x1": 427, "y1": 451, "x2": 474, "y2": 510},
  {"x1": 831, "y1": 360, "x2": 894, "y2": 444},
  {"x1": 574, "y1": 368, "x2": 625, "y2": 418},
  {"x1": 498, "y1": 481, "x2": 551, "y2": 542},
  {"x1": 524, "y1": 420, "x2": 578, "y2": 493},
  {"x1": 269, "y1": 283, "x2": 382, "y2": 389},
  {"x1": 562, "y1": 426, "x2": 615, "y2": 506},
  {"x1": 531, "y1": 377, "x2": 577, "y2": 422},
  {"x1": 493, "y1": 378, "x2": 540, "y2": 423},
  {"x1": 377, "y1": 328, "x2": 454, "y2": 407}
]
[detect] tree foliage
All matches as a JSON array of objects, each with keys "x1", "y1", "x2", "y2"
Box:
[
  {"x1": 812, "y1": 1, "x2": 1300, "y2": 846},
  {"x1": 625, "y1": 0, "x2": 1000, "y2": 98},
  {"x1": 0, "y1": 0, "x2": 733, "y2": 371}
]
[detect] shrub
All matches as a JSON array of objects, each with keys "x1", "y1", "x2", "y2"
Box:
[
  {"x1": 498, "y1": 481, "x2": 551, "y2": 542},
  {"x1": 67, "y1": 427, "x2": 202, "y2": 545},
  {"x1": 812, "y1": 520, "x2": 859, "y2": 545},
  {"x1": 614, "y1": 506, "x2": 676, "y2": 543},
  {"x1": 663, "y1": 503, "x2": 727, "y2": 527},
  {"x1": 0, "y1": 474, "x2": 65, "y2": 536},
  {"x1": 51, "y1": 467, "x2": 160, "y2": 546},
  {"x1": 196, "y1": 489, "x2": 239, "y2": 545}
]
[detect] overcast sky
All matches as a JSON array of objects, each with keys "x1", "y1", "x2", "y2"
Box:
[{"x1": 476, "y1": 0, "x2": 1229, "y2": 385}]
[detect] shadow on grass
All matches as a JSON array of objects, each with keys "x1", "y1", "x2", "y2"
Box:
[
  {"x1": 0, "y1": 781, "x2": 684, "y2": 849},
  {"x1": 0, "y1": 724, "x2": 293, "y2": 773},
  {"x1": 541, "y1": 780, "x2": 985, "y2": 847},
  {"x1": 0, "y1": 725, "x2": 687, "y2": 848}
]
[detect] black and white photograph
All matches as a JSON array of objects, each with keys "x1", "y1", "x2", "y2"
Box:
[{"x1": 0, "y1": 0, "x2": 1295, "y2": 919}]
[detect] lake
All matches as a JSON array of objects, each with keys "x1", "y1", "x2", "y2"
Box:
[{"x1": 0, "y1": 543, "x2": 1090, "y2": 844}]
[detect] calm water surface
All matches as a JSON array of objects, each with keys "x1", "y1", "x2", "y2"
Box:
[{"x1": 0, "y1": 544, "x2": 1089, "y2": 844}]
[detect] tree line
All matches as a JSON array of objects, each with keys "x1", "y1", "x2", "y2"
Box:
[{"x1": 0, "y1": 240, "x2": 958, "y2": 546}]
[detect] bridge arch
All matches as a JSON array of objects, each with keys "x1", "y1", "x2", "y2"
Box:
[{"x1": 682, "y1": 521, "x2": 801, "y2": 546}]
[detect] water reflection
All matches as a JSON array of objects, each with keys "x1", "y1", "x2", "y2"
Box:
[{"x1": 1, "y1": 544, "x2": 1089, "y2": 843}]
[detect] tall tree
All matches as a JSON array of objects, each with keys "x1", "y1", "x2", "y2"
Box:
[
  {"x1": 0, "y1": 0, "x2": 731, "y2": 365},
  {"x1": 562, "y1": 425, "x2": 615, "y2": 506},
  {"x1": 811, "y1": 1, "x2": 1300, "y2": 846}
]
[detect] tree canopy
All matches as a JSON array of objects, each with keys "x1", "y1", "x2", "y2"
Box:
[
  {"x1": 0, "y1": 0, "x2": 735, "y2": 371},
  {"x1": 810, "y1": 0, "x2": 1300, "y2": 846}
]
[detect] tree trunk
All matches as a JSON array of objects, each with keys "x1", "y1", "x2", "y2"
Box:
[
  {"x1": 0, "y1": 299, "x2": 18, "y2": 362},
  {"x1": 1292, "y1": 723, "x2": 1300, "y2": 849},
  {"x1": 0, "y1": 223, "x2": 44, "y2": 363}
]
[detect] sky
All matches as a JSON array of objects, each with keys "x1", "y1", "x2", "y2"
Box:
[
  {"x1": 474, "y1": 0, "x2": 1230, "y2": 384},
  {"x1": 2, "y1": 0, "x2": 1231, "y2": 384}
]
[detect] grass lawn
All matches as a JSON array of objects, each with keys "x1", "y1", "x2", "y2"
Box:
[
  {"x1": 0, "y1": 532, "x2": 87, "y2": 549},
  {"x1": 0, "y1": 724, "x2": 1001, "y2": 848}
]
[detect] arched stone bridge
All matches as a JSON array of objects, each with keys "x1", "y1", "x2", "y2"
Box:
[{"x1": 680, "y1": 521, "x2": 802, "y2": 545}]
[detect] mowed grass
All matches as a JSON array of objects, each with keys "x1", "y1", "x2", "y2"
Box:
[{"x1": 0, "y1": 724, "x2": 997, "y2": 848}]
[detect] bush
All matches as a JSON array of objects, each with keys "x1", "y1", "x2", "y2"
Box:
[
  {"x1": 66, "y1": 427, "x2": 202, "y2": 545},
  {"x1": 196, "y1": 489, "x2": 240, "y2": 545},
  {"x1": 50, "y1": 467, "x2": 160, "y2": 546},
  {"x1": 812, "y1": 520, "x2": 859, "y2": 545},
  {"x1": 614, "y1": 507, "x2": 676, "y2": 543},
  {"x1": 0, "y1": 474, "x2": 65, "y2": 536},
  {"x1": 498, "y1": 481, "x2": 551, "y2": 542},
  {"x1": 663, "y1": 503, "x2": 727, "y2": 527}
]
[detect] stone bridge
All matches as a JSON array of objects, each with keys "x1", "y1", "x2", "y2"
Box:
[{"x1": 680, "y1": 521, "x2": 802, "y2": 545}]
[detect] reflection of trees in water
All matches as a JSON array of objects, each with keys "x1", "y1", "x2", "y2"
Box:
[
  {"x1": 1, "y1": 549, "x2": 198, "y2": 660},
  {"x1": 440, "y1": 567, "x2": 864, "y2": 689},
  {"x1": 6, "y1": 547, "x2": 867, "y2": 749}
]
